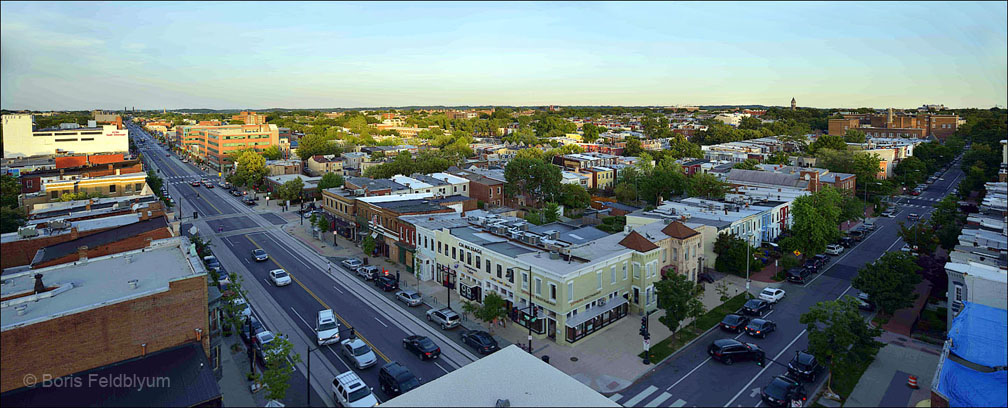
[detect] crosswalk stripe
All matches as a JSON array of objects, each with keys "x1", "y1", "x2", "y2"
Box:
[
  {"x1": 670, "y1": 399, "x2": 687, "y2": 407},
  {"x1": 645, "y1": 392, "x2": 673, "y2": 407},
  {"x1": 624, "y1": 386, "x2": 658, "y2": 407},
  {"x1": 608, "y1": 394, "x2": 622, "y2": 402}
]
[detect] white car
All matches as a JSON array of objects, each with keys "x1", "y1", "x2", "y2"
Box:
[
  {"x1": 758, "y1": 287, "x2": 786, "y2": 304},
  {"x1": 232, "y1": 297, "x2": 252, "y2": 318},
  {"x1": 825, "y1": 244, "x2": 844, "y2": 255},
  {"x1": 269, "y1": 269, "x2": 292, "y2": 286},
  {"x1": 340, "y1": 338, "x2": 377, "y2": 369},
  {"x1": 341, "y1": 258, "x2": 364, "y2": 271}
]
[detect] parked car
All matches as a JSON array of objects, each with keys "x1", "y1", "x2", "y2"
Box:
[
  {"x1": 231, "y1": 189, "x2": 244, "y2": 197},
  {"x1": 900, "y1": 244, "x2": 915, "y2": 253},
  {"x1": 252, "y1": 248, "x2": 269, "y2": 262},
  {"x1": 761, "y1": 375, "x2": 806, "y2": 408},
  {"x1": 332, "y1": 371, "x2": 378, "y2": 408},
  {"x1": 254, "y1": 331, "x2": 281, "y2": 363},
  {"x1": 786, "y1": 267, "x2": 811, "y2": 284},
  {"x1": 240, "y1": 316, "x2": 265, "y2": 345},
  {"x1": 461, "y1": 330, "x2": 499, "y2": 355},
  {"x1": 378, "y1": 361, "x2": 420, "y2": 398},
  {"x1": 758, "y1": 287, "x2": 786, "y2": 304},
  {"x1": 849, "y1": 229, "x2": 865, "y2": 242},
  {"x1": 342, "y1": 258, "x2": 364, "y2": 271},
  {"x1": 426, "y1": 307, "x2": 461, "y2": 330},
  {"x1": 402, "y1": 335, "x2": 440, "y2": 360},
  {"x1": 813, "y1": 254, "x2": 830, "y2": 268},
  {"x1": 854, "y1": 292, "x2": 875, "y2": 311},
  {"x1": 802, "y1": 259, "x2": 819, "y2": 273},
  {"x1": 242, "y1": 196, "x2": 256, "y2": 205},
  {"x1": 375, "y1": 275, "x2": 399, "y2": 292},
  {"x1": 719, "y1": 314, "x2": 750, "y2": 333},
  {"x1": 269, "y1": 269, "x2": 292, "y2": 286},
  {"x1": 357, "y1": 265, "x2": 379, "y2": 280},
  {"x1": 232, "y1": 297, "x2": 252, "y2": 318},
  {"x1": 340, "y1": 338, "x2": 378, "y2": 369},
  {"x1": 742, "y1": 299, "x2": 771, "y2": 316},
  {"x1": 203, "y1": 255, "x2": 221, "y2": 273},
  {"x1": 787, "y1": 351, "x2": 823, "y2": 382},
  {"x1": 839, "y1": 236, "x2": 855, "y2": 248},
  {"x1": 707, "y1": 338, "x2": 765, "y2": 365},
  {"x1": 396, "y1": 290, "x2": 423, "y2": 307},
  {"x1": 825, "y1": 244, "x2": 844, "y2": 255},
  {"x1": 745, "y1": 318, "x2": 777, "y2": 338}
]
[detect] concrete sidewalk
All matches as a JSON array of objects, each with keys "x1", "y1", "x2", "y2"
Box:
[
  {"x1": 219, "y1": 334, "x2": 262, "y2": 407},
  {"x1": 844, "y1": 342, "x2": 940, "y2": 408}
]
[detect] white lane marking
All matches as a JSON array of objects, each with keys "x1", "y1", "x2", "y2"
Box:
[
  {"x1": 670, "y1": 399, "x2": 687, "y2": 407},
  {"x1": 645, "y1": 392, "x2": 673, "y2": 407},
  {"x1": 723, "y1": 329, "x2": 808, "y2": 407},
  {"x1": 263, "y1": 278, "x2": 272, "y2": 286},
  {"x1": 291, "y1": 307, "x2": 313, "y2": 332},
  {"x1": 625, "y1": 385, "x2": 658, "y2": 407},
  {"x1": 374, "y1": 317, "x2": 389, "y2": 328},
  {"x1": 327, "y1": 345, "x2": 354, "y2": 372},
  {"x1": 434, "y1": 361, "x2": 450, "y2": 374},
  {"x1": 608, "y1": 393, "x2": 623, "y2": 402},
  {"x1": 667, "y1": 356, "x2": 712, "y2": 391},
  {"x1": 332, "y1": 285, "x2": 344, "y2": 294}
]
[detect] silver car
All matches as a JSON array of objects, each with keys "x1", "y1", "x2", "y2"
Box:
[
  {"x1": 396, "y1": 290, "x2": 422, "y2": 307},
  {"x1": 340, "y1": 338, "x2": 377, "y2": 369},
  {"x1": 357, "y1": 265, "x2": 379, "y2": 280},
  {"x1": 342, "y1": 258, "x2": 363, "y2": 271}
]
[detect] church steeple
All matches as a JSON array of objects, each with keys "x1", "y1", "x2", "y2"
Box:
[{"x1": 791, "y1": 97, "x2": 797, "y2": 111}]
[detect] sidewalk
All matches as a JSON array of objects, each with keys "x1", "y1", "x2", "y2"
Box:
[
  {"x1": 844, "y1": 342, "x2": 940, "y2": 408},
  {"x1": 219, "y1": 333, "x2": 261, "y2": 407}
]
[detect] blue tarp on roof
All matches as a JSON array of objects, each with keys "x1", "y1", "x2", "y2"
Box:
[
  {"x1": 947, "y1": 302, "x2": 1007, "y2": 368},
  {"x1": 936, "y1": 302, "x2": 1008, "y2": 408}
]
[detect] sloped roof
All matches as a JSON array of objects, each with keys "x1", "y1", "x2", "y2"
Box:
[
  {"x1": 618, "y1": 231, "x2": 659, "y2": 252},
  {"x1": 661, "y1": 221, "x2": 700, "y2": 239},
  {"x1": 727, "y1": 168, "x2": 809, "y2": 189}
]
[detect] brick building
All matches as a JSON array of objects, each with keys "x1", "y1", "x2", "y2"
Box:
[
  {"x1": 231, "y1": 110, "x2": 266, "y2": 125},
  {"x1": 175, "y1": 123, "x2": 279, "y2": 169},
  {"x1": 828, "y1": 109, "x2": 959, "y2": 141},
  {"x1": 450, "y1": 169, "x2": 505, "y2": 207}
]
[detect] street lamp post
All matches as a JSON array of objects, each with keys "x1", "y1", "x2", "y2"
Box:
[
  {"x1": 744, "y1": 231, "x2": 754, "y2": 298},
  {"x1": 306, "y1": 331, "x2": 341, "y2": 407},
  {"x1": 508, "y1": 266, "x2": 535, "y2": 354}
]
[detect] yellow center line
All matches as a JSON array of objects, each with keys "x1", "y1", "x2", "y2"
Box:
[{"x1": 245, "y1": 235, "x2": 391, "y2": 364}]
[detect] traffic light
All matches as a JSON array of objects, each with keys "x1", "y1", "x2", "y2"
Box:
[
  {"x1": 640, "y1": 316, "x2": 648, "y2": 337},
  {"x1": 193, "y1": 211, "x2": 198, "y2": 219},
  {"x1": 757, "y1": 355, "x2": 766, "y2": 367}
]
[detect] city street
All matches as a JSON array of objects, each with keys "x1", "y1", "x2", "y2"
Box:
[{"x1": 610, "y1": 165, "x2": 964, "y2": 407}]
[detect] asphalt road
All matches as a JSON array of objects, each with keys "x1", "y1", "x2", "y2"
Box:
[
  {"x1": 128, "y1": 122, "x2": 480, "y2": 405},
  {"x1": 612, "y1": 162, "x2": 965, "y2": 408}
]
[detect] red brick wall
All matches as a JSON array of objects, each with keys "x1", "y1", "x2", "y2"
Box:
[
  {"x1": 55, "y1": 156, "x2": 88, "y2": 169},
  {"x1": 87, "y1": 154, "x2": 126, "y2": 165},
  {"x1": 0, "y1": 275, "x2": 209, "y2": 393},
  {"x1": 32, "y1": 227, "x2": 173, "y2": 268},
  {"x1": 0, "y1": 228, "x2": 97, "y2": 269},
  {"x1": 466, "y1": 180, "x2": 503, "y2": 207}
]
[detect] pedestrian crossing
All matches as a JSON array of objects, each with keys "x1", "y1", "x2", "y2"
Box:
[{"x1": 610, "y1": 387, "x2": 689, "y2": 408}]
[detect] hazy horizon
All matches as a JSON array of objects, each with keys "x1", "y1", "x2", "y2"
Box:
[{"x1": 2, "y1": 1, "x2": 1006, "y2": 111}]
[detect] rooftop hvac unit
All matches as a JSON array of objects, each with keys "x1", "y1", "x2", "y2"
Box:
[
  {"x1": 49, "y1": 219, "x2": 70, "y2": 229},
  {"x1": 18, "y1": 226, "x2": 39, "y2": 238},
  {"x1": 354, "y1": 189, "x2": 365, "y2": 196}
]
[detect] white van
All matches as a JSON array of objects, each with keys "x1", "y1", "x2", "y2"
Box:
[{"x1": 316, "y1": 309, "x2": 340, "y2": 346}]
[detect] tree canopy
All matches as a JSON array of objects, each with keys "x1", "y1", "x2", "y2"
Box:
[
  {"x1": 655, "y1": 273, "x2": 706, "y2": 340},
  {"x1": 851, "y1": 252, "x2": 922, "y2": 316},
  {"x1": 800, "y1": 298, "x2": 882, "y2": 398},
  {"x1": 505, "y1": 156, "x2": 562, "y2": 205}
]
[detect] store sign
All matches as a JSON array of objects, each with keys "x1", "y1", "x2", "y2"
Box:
[{"x1": 459, "y1": 242, "x2": 482, "y2": 254}]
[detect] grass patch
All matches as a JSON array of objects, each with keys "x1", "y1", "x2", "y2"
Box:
[
  {"x1": 639, "y1": 293, "x2": 748, "y2": 362},
  {"x1": 830, "y1": 352, "x2": 878, "y2": 402}
]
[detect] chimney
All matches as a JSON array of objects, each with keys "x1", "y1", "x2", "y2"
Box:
[
  {"x1": 77, "y1": 245, "x2": 89, "y2": 262},
  {"x1": 85, "y1": 199, "x2": 93, "y2": 211},
  {"x1": 69, "y1": 227, "x2": 79, "y2": 240},
  {"x1": 33, "y1": 273, "x2": 46, "y2": 294}
]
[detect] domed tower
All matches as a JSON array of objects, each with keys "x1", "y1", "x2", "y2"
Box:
[{"x1": 791, "y1": 97, "x2": 796, "y2": 111}]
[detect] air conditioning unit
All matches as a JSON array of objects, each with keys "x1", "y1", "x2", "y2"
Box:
[
  {"x1": 597, "y1": 298, "x2": 606, "y2": 306},
  {"x1": 354, "y1": 189, "x2": 365, "y2": 196},
  {"x1": 18, "y1": 226, "x2": 39, "y2": 238},
  {"x1": 49, "y1": 219, "x2": 70, "y2": 229}
]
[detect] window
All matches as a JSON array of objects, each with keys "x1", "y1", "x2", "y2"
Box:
[
  {"x1": 438, "y1": 242, "x2": 441, "y2": 252},
  {"x1": 646, "y1": 286, "x2": 653, "y2": 305},
  {"x1": 475, "y1": 255, "x2": 480, "y2": 267},
  {"x1": 465, "y1": 251, "x2": 471, "y2": 266},
  {"x1": 672, "y1": 248, "x2": 677, "y2": 260},
  {"x1": 954, "y1": 284, "x2": 964, "y2": 303},
  {"x1": 610, "y1": 266, "x2": 616, "y2": 284},
  {"x1": 109, "y1": 184, "x2": 116, "y2": 193},
  {"x1": 522, "y1": 273, "x2": 529, "y2": 289},
  {"x1": 534, "y1": 278, "x2": 542, "y2": 295},
  {"x1": 135, "y1": 183, "x2": 143, "y2": 191},
  {"x1": 568, "y1": 282, "x2": 574, "y2": 302},
  {"x1": 486, "y1": 260, "x2": 491, "y2": 273},
  {"x1": 633, "y1": 263, "x2": 641, "y2": 279},
  {"x1": 623, "y1": 263, "x2": 628, "y2": 280},
  {"x1": 549, "y1": 283, "x2": 557, "y2": 301},
  {"x1": 452, "y1": 247, "x2": 456, "y2": 260},
  {"x1": 497, "y1": 264, "x2": 502, "y2": 278},
  {"x1": 597, "y1": 271, "x2": 602, "y2": 290},
  {"x1": 662, "y1": 248, "x2": 667, "y2": 262}
]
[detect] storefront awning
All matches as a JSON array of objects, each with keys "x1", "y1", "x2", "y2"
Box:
[{"x1": 565, "y1": 297, "x2": 628, "y2": 328}]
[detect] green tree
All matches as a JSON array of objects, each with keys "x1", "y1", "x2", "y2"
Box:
[
  {"x1": 296, "y1": 133, "x2": 341, "y2": 160},
  {"x1": 898, "y1": 221, "x2": 939, "y2": 254},
  {"x1": 613, "y1": 182, "x2": 638, "y2": 205},
  {"x1": 277, "y1": 177, "x2": 305, "y2": 202},
  {"x1": 713, "y1": 233, "x2": 763, "y2": 277},
  {"x1": 1, "y1": 174, "x2": 20, "y2": 209},
  {"x1": 0, "y1": 206, "x2": 26, "y2": 234},
  {"x1": 809, "y1": 134, "x2": 847, "y2": 153},
  {"x1": 317, "y1": 172, "x2": 345, "y2": 190},
  {"x1": 655, "y1": 273, "x2": 706, "y2": 340},
  {"x1": 687, "y1": 173, "x2": 729, "y2": 199},
  {"x1": 261, "y1": 145, "x2": 282, "y2": 160},
  {"x1": 260, "y1": 332, "x2": 301, "y2": 402},
  {"x1": 504, "y1": 157, "x2": 562, "y2": 204},
  {"x1": 220, "y1": 272, "x2": 248, "y2": 335},
  {"x1": 623, "y1": 136, "x2": 644, "y2": 156},
  {"x1": 851, "y1": 252, "x2": 922, "y2": 316},
  {"x1": 732, "y1": 159, "x2": 760, "y2": 170},
  {"x1": 361, "y1": 235, "x2": 377, "y2": 256},
  {"x1": 764, "y1": 151, "x2": 791, "y2": 165},
  {"x1": 58, "y1": 191, "x2": 105, "y2": 202},
  {"x1": 893, "y1": 156, "x2": 928, "y2": 187},
  {"x1": 315, "y1": 213, "x2": 330, "y2": 233},
  {"x1": 800, "y1": 298, "x2": 883, "y2": 397},
  {"x1": 843, "y1": 129, "x2": 867, "y2": 143},
  {"x1": 581, "y1": 123, "x2": 601, "y2": 143},
  {"x1": 469, "y1": 292, "x2": 509, "y2": 334},
  {"x1": 558, "y1": 183, "x2": 591, "y2": 212},
  {"x1": 783, "y1": 187, "x2": 843, "y2": 256},
  {"x1": 232, "y1": 150, "x2": 268, "y2": 189}
]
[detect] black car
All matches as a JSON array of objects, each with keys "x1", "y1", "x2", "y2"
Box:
[
  {"x1": 240, "y1": 316, "x2": 265, "y2": 345},
  {"x1": 461, "y1": 330, "x2": 499, "y2": 354},
  {"x1": 402, "y1": 335, "x2": 441, "y2": 360},
  {"x1": 242, "y1": 196, "x2": 256, "y2": 206},
  {"x1": 742, "y1": 299, "x2": 771, "y2": 316},
  {"x1": 720, "y1": 314, "x2": 750, "y2": 333},
  {"x1": 761, "y1": 375, "x2": 806, "y2": 407},
  {"x1": 839, "y1": 236, "x2": 855, "y2": 248},
  {"x1": 849, "y1": 229, "x2": 865, "y2": 242},
  {"x1": 786, "y1": 267, "x2": 811, "y2": 284},
  {"x1": 802, "y1": 259, "x2": 819, "y2": 273},
  {"x1": 787, "y1": 351, "x2": 823, "y2": 382},
  {"x1": 707, "y1": 338, "x2": 765, "y2": 365},
  {"x1": 855, "y1": 292, "x2": 875, "y2": 312},
  {"x1": 813, "y1": 254, "x2": 829, "y2": 268},
  {"x1": 378, "y1": 361, "x2": 420, "y2": 398},
  {"x1": 745, "y1": 318, "x2": 777, "y2": 338},
  {"x1": 231, "y1": 189, "x2": 243, "y2": 197},
  {"x1": 375, "y1": 275, "x2": 399, "y2": 292}
]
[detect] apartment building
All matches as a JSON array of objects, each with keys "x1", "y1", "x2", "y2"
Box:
[
  {"x1": 306, "y1": 154, "x2": 344, "y2": 176},
  {"x1": 231, "y1": 110, "x2": 266, "y2": 125},
  {"x1": 16, "y1": 156, "x2": 141, "y2": 194},
  {"x1": 450, "y1": 169, "x2": 505, "y2": 207},
  {"x1": 0, "y1": 236, "x2": 221, "y2": 405},
  {"x1": 731, "y1": 165, "x2": 856, "y2": 192},
  {"x1": 175, "y1": 123, "x2": 279, "y2": 168},
  {"x1": 701, "y1": 136, "x2": 791, "y2": 164},
  {"x1": 2, "y1": 114, "x2": 129, "y2": 159},
  {"x1": 828, "y1": 109, "x2": 959, "y2": 141},
  {"x1": 356, "y1": 193, "x2": 454, "y2": 266},
  {"x1": 944, "y1": 181, "x2": 1008, "y2": 325},
  {"x1": 265, "y1": 159, "x2": 303, "y2": 176},
  {"x1": 21, "y1": 172, "x2": 151, "y2": 212}
]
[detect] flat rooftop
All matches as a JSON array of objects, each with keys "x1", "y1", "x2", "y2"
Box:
[
  {"x1": 2, "y1": 212, "x2": 142, "y2": 244},
  {"x1": 382, "y1": 345, "x2": 618, "y2": 407},
  {"x1": 1, "y1": 237, "x2": 204, "y2": 331}
]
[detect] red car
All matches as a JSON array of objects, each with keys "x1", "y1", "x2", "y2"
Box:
[{"x1": 191, "y1": 180, "x2": 201, "y2": 187}]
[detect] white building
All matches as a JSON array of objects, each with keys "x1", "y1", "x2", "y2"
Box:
[
  {"x1": 713, "y1": 112, "x2": 752, "y2": 127},
  {"x1": 2, "y1": 114, "x2": 129, "y2": 159}
]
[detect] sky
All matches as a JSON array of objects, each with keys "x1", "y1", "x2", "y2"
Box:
[{"x1": 2, "y1": 1, "x2": 1006, "y2": 111}]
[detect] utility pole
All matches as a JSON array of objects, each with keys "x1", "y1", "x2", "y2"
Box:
[
  {"x1": 509, "y1": 266, "x2": 535, "y2": 353},
  {"x1": 640, "y1": 312, "x2": 651, "y2": 364}
]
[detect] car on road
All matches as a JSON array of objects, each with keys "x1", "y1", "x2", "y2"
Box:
[
  {"x1": 332, "y1": 371, "x2": 378, "y2": 408},
  {"x1": 758, "y1": 287, "x2": 786, "y2": 304},
  {"x1": 854, "y1": 292, "x2": 875, "y2": 311},
  {"x1": 165, "y1": 153, "x2": 170, "y2": 157},
  {"x1": 356, "y1": 265, "x2": 379, "y2": 280},
  {"x1": 340, "y1": 338, "x2": 378, "y2": 369},
  {"x1": 742, "y1": 298, "x2": 772, "y2": 316},
  {"x1": 252, "y1": 248, "x2": 269, "y2": 262},
  {"x1": 707, "y1": 338, "x2": 765, "y2": 365},
  {"x1": 240, "y1": 316, "x2": 264, "y2": 345},
  {"x1": 230, "y1": 189, "x2": 243, "y2": 197},
  {"x1": 203, "y1": 182, "x2": 214, "y2": 189},
  {"x1": 839, "y1": 236, "x2": 855, "y2": 248},
  {"x1": 396, "y1": 289, "x2": 423, "y2": 307},
  {"x1": 218, "y1": 181, "x2": 230, "y2": 189},
  {"x1": 787, "y1": 351, "x2": 823, "y2": 382},
  {"x1": 786, "y1": 267, "x2": 811, "y2": 284},
  {"x1": 461, "y1": 330, "x2": 499, "y2": 355},
  {"x1": 761, "y1": 375, "x2": 806, "y2": 407},
  {"x1": 813, "y1": 254, "x2": 830, "y2": 267},
  {"x1": 190, "y1": 180, "x2": 201, "y2": 187},
  {"x1": 910, "y1": 189, "x2": 921, "y2": 196},
  {"x1": 719, "y1": 314, "x2": 750, "y2": 333},
  {"x1": 882, "y1": 208, "x2": 898, "y2": 218},
  {"x1": 825, "y1": 244, "x2": 844, "y2": 255},
  {"x1": 745, "y1": 318, "x2": 777, "y2": 338},
  {"x1": 908, "y1": 213, "x2": 920, "y2": 221},
  {"x1": 341, "y1": 258, "x2": 364, "y2": 271},
  {"x1": 900, "y1": 244, "x2": 915, "y2": 254},
  {"x1": 426, "y1": 307, "x2": 461, "y2": 330},
  {"x1": 402, "y1": 335, "x2": 440, "y2": 360},
  {"x1": 378, "y1": 361, "x2": 420, "y2": 398},
  {"x1": 375, "y1": 275, "x2": 399, "y2": 291},
  {"x1": 242, "y1": 196, "x2": 256, "y2": 205},
  {"x1": 316, "y1": 309, "x2": 340, "y2": 346},
  {"x1": 268, "y1": 269, "x2": 292, "y2": 286}
]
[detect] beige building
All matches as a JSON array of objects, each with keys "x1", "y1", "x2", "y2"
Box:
[
  {"x1": 306, "y1": 155, "x2": 345, "y2": 176},
  {"x1": 3, "y1": 114, "x2": 129, "y2": 159},
  {"x1": 21, "y1": 173, "x2": 152, "y2": 213}
]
